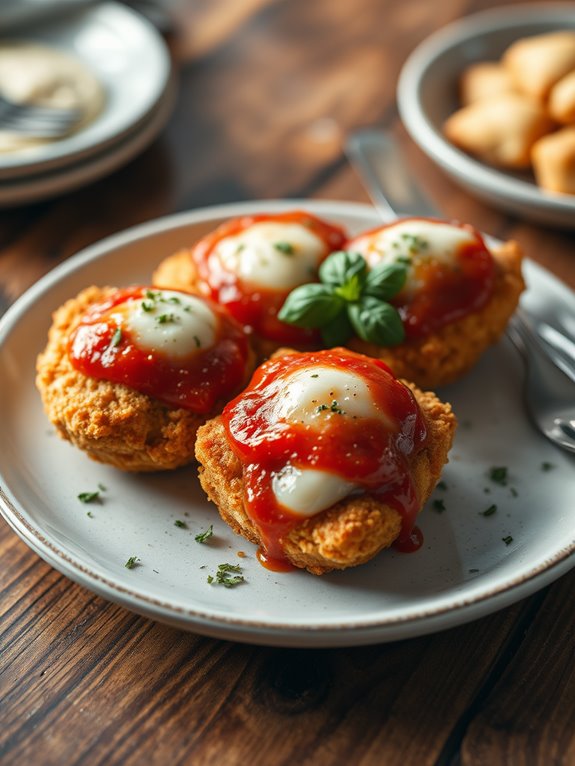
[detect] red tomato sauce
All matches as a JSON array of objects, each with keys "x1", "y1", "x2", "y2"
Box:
[
  {"x1": 221, "y1": 348, "x2": 428, "y2": 564},
  {"x1": 190, "y1": 211, "x2": 346, "y2": 345},
  {"x1": 67, "y1": 287, "x2": 250, "y2": 413},
  {"x1": 348, "y1": 218, "x2": 496, "y2": 339}
]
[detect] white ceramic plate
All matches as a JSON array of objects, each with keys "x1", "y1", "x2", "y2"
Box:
[
  {"x1": 0, "y1": 1, "x2": 171, "y2": 180},
  {"x1": 0, "y1": 80, "x2": 175, "y2": 207},
  {"x1": 398, "y1": 4, "x2": 575, "y2": 229},
  {"x1": 0, "y1": 200, "x2": 574, "y2": 647}
]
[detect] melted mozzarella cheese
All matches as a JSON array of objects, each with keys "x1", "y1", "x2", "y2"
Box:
[
  {"x1": 271, "y1": 365, "x2": 388, "y2": 427},
  {"x1": 120, "y1": 290, "x2": 217, "y2": 358},
  {"x1": 214, "y1": 222, "x2": 326, "y2": 289},
  {"x1": 267, "y1": 364, "x2": 391, "y2": 516},
  {"x1": 272, "y1": 465, "x2": 356, "y2": 516},
  {"x1": 355, "y1": 219, "x2": 477, "y2": 273}
]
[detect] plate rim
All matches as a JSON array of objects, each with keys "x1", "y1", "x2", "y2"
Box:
[
  {"x1": 397, "y1": 3, "x2": 575, "y2": 216},
  {"x1": 1, "y1": 199, "x2": 574, "y2": 646}
]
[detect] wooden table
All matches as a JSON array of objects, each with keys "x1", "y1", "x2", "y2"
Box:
[{"x1": 2, "y1": 1, "x2": 575, "y2": 763}]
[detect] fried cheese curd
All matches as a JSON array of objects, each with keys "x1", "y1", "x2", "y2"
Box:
[
  {"x1": 195, "y1": 348, "x2": 456, "y2": 575},
  {"x1": 152, "y1": 211, "x2": 347, "y2": 359},
  {"x1": 36, "y1": 285, "x2": 253, "y2": 471},
  {"x1": 346, "y1": 218, "x2": 524, "y2": 389}
]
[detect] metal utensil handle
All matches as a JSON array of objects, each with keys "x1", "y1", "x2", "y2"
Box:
[{"x1": 345, "y1": 129, "x2": 440, "y2": 219}]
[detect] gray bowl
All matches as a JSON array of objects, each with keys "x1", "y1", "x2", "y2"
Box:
[{"x1": 397, "y1": 4, "x2": 575, "y2": 229}]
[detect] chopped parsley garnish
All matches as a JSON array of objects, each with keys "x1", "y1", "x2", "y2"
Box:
[
  {"x1": 124, "y1": 556, "x2": 140, "y2": 569},
  {"x1": 488, "y1": 466, "x2": 508, "y2": 486},
  {"x1": 174, "y1": 520, "x2": 188, "y2": 529},
  {"x1": 145, "y1": 289, "x2": 161, "y2": 301},
  {"x1": 86, "y1": 511, "x2": 94, "y2": 518},
  {"x1": 193, "y1": 335, "x2": 201, "y2": 348},
  {"x1": 207, "y1": 562, "x2": 245, "y2": 588},
  {"x1": 141, "y1": 300, "x2": 154, "y2": 312},
  {"x1": 502, "y1": 536, "x2": 513, "y2": 546},
  {"x1": 469, "y1": 568, "x2": 479, "y2": 574},
  {"x1": 78, "y1": 491, "x2": 101, "y2": 504},
  {"x1": 195, "y1": 525, "x2": 214, "y2": 543},
  {"x1": 510, "y1": 487, "x2": 518, "y2": 498},
  {"x1": 480, "y1": 504, "x2": 497, "y2": 517},
  {"x1": 111, "y1": 327, "x2": 122, "y2": 347},
  {"x1": 167, "y1": 296, "x2": 181, "y2": 305},
  {"x1": 156, "y1": 313, "x2": 176, "y2": 324},
  {"x1": 399, "y1": 232, "x2": 429, "y2": 254},
  {"x1": 541, "y1": 461, "x2": 555, "y2": 472},
  {"x1": 437, "y1": 480, "x2": 448, "y2": 491},
  {"x1": 97, "y1": 483, "x2": 107, "y2": 492},
  {"x1": 432, "y1": 499, "x2": 446, "y2": 513},
  {"x1": 311, "y1": 374, "x2": 319, "y2": 378},
  {"x1": 274, "y1": 241, "x2": 295, "y2": 255},
  {"x1": 316, "y1": 400, "x2": 345, "y2": 415}
]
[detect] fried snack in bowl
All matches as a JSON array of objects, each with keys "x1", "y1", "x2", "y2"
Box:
[
  {"x1": 36, "y1": 285, "x2": 253, "y2": 471},
  {"x1": 443, "y1": 94, "x2": 554, "y2": 170},
  {"x1": 152, "y1": 210, "x2": 347, "y2": 360},
  {"x1": 502, "y1": 31, "x2": 575, "y2": 103},
  {"x1": 549, "y1": 71, "x2": 575, "y2": 125},
  {"x1": 459, "y1": 62, "x2": 517, "y2": 106},
  {"x1": 195, "y1": 348, "x2": 456, "y2": 575},
  {"x1": 532, "y1": 127, "x2": 575, "y2": 195}
]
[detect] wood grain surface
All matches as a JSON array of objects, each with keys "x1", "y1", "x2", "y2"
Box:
[{"x1": 1, "y1": 1, "x2": 575, "y2": 764}]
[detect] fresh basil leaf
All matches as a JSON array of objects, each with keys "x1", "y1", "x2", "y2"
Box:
[
  {"x1": 334, "y1": 273, "x2": 363, "y2": 302},
  {"x1": 319, "y1": 251, "x2": 367, "y2": 288},
  {"x1": 320, "y1": 309, "x2": 354, "y2": 346},
  {"x1": 278, "y1": 284, "x2": 343, "y2": 328},
  {"x1": 364, "y1": 262, "x2": 408, "y2": 301},
  {"x1": 347, "y1": 296, "x2": 405, "y2": 346}
]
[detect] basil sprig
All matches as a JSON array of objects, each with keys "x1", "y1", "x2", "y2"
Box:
[{"x1": 278, "y1": 250, "x2": 407, "y2": 346}]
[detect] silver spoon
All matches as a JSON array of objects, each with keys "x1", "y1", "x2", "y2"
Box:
[{"x1": 345, "y1": 129, "x2": 575, "y2": 454}]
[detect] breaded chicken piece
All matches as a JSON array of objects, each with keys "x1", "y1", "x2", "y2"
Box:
[
  {"x1": 195, "y1": 382, "x2": 456, "y2": 575},
  {"x1": 349, "y1": 240, "x2": 524, "y2": 389},
  {"x1": 36, "y1": 286, "x2": 250, "y2": 472}
]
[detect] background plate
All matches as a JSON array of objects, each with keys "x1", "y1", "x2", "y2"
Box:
[
  {"x1": 0, "y1": 200, "x2": 574, "y2": 647},
  {"x1": 397, "y1": 4, "x2": 575, "y2": 228},
  {"x1": 0, "y1": 1, "x2": 171, "y2": 180}
]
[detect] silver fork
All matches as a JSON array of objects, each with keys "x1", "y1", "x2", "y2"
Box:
[
  {"x1": 345, "y1": 128, "x2": 575, "y2": 454},
  {"x1": 0, "y1": 94, "x2": 81, "y2": 137}
]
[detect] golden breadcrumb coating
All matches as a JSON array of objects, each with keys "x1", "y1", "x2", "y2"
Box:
[
  {"x1": 36, "y1": 286, "x2": 253, "y2": 472},
  {"x1": 195, "y1": 379, "x2": 456, "y2": 575},
  {"x1": 152, "y1": 248, "x2": 199, "y2": 295},
  {"x1": 350, "y1": 240, "x2": 524, "y2": 388}
]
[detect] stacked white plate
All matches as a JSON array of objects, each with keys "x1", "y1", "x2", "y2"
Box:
[{"x1": 0, "y1": 1, "x2": 174, "y2": 206}]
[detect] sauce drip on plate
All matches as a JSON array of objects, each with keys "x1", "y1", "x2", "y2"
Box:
[
  {"x1": 190, "y1": 211, "x2": 346, "y2": 345},
  {"x1": 222, "y1": 348, "x2": 428, "y2": 564},
  {"x1": 68, "y1": 287, "x2": 250, "y2": 413}
]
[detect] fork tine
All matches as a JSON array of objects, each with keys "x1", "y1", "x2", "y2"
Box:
[
  {"x1": 7, "y1": 106, "x2": 81, "y2": 120},
  {"x1": 0, "y1": 93, "x2": 81, "y2": 137},
  {"x1": 512, "y1": 311, "x2": 575, "y2": 384}
]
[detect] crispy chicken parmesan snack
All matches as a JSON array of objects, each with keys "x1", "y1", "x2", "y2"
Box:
[
  {"x1": 196, "y1": 348, "x2": 456, "y2": 575},
  {"x1": 346, "y1": 218, "x2": 524, "y2": 388},
  {"x1": 36, "y1": 285, "x2": 253, "y2": 471}
]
